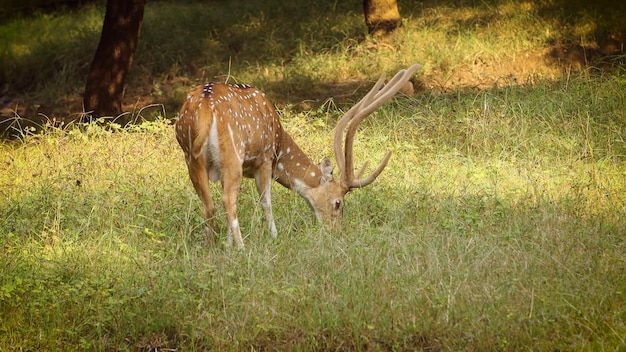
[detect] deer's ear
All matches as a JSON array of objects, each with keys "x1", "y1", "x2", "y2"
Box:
[{"x1": 320, "y1": 157, "x2": 334, "y2": 185}]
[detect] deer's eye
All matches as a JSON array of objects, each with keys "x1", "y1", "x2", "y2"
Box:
[{"x1": 334, "y1": 199, "x2": 343, "y2": 211}]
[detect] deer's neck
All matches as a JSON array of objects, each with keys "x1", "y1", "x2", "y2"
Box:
[{"x1": 272, "y1": 127, "x2": 321, "y2": 195}]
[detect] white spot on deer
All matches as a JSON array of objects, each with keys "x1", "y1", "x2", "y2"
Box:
[{"x1": 277, "y1": 163, "x2": 284, "y2": 171}]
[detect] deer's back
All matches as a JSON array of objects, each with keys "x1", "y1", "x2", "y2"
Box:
[{"x1": 176, "y1": 82, "x2": 282, "y2": 179}]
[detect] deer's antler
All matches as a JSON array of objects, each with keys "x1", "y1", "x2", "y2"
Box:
[{"x1": 333, "y1": 64, "x2": 422, "y2": 189}]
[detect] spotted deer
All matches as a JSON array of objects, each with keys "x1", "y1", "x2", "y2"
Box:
[{"x1": 175, "y1": 64, "x2": 421, "y2": 248}]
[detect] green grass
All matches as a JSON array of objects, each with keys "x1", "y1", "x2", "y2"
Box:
[
  {"x1": 1, "y1": 0, "x2": 626, "y2": 350},
  {"x1": 2, "y1": 71, "x2": 625, "y2": 350}
]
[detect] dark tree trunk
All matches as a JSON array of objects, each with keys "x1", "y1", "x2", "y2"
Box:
[
  {"x1": 363, "y1": 0, "x2": 401, "y2": 37},
  {"x1": 83, "y1": 0, "x2": 146, "y2": 122}
]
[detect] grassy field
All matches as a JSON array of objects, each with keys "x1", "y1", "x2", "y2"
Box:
[{"x1": 1, "y1": 0, "x2": 626, "y2": 350}]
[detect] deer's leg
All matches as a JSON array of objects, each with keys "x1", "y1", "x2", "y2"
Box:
[
  {"x1": 187, "y1": 155, "x2": 216, "y2": 245},
  {"x1": 254, "y1": 163, "x2": 278, "y2": 238},
  {"x1": 221, "y1": 167, "x2": 245, "y2": 249}
]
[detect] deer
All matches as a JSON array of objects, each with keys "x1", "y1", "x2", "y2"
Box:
[{"x1": 175, "y1": 64, "x2": 421, "y2": 249}]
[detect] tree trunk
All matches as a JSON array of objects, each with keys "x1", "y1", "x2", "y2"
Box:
[
  {"x1": 83, "y1": 0, "x2": 146, "y2": 122},
  {"x1": 363, "y1": 0, "x2": 401, "y2": 37}
]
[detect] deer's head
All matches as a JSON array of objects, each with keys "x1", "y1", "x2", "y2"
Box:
[{"x1": 293, "y1": 64, "x2": 422, "y2": 229}]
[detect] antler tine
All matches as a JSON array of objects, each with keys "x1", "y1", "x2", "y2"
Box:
[
  {"x1": 342, "y1": 64, "x2": 422, "y2": 189},
  {"x1": 333, "y1": 73, "x2": 388, "y2": 178}
]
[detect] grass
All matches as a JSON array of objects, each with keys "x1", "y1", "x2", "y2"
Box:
[
  {"x1": 2, "y1": 72, "x2": 625, "y2": 350},
  {"x1": 1, "y1": 0, "x2": 626, "y2": 350}
]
